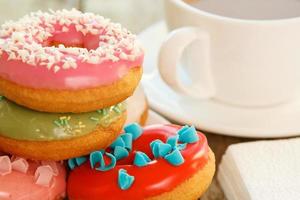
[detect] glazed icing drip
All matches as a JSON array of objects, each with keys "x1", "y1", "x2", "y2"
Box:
[
  {"x1": 0, "y1": 97, "x2": 126, "y2": 141},
  {"x1": 0, "y1": 155, "x2": 66, "y2": 200},
  {"x1": 67, "y1": 125, "x2": 209, "y2": 200}
]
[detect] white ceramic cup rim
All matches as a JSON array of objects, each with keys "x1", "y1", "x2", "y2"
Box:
[{"x1": 174, "y1": 0, "x2": 300, "y2": 23}]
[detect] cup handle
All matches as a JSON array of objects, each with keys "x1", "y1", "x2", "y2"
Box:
[{"x1": 158, "y1": 27, "x2": 215, "y2": 99}]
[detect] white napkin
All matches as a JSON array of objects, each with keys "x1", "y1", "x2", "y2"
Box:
[{"x1": 218, "y1": 138, "x2": 300, "y2": 200}]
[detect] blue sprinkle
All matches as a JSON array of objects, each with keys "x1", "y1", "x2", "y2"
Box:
[
  {"x1": 96, "y1": 152, "x2": 116, "y2": 171},
  {"x1": 75, "y1": 156, "x2": 87, "y2": 166},
  {"x1": 150, "y1": 139, "x2": 163, "y2": 158},
  {"x1": 99, "y1": 149, "x2": 105, "y2": 154},
  {"x1": 134, "y1": 151, "x2": 151, "y2": 167},
  {"x1": 166, "y1": 135, "x2": 178, "y2": 149},
  {"x1": 178, "y1": 126, "x2": 199, "y2": 143},
  {"x1": 90, "y1": 151, "x2": 105, "y2": 169},
  {"x1": 68, "y1": 156, "x2": 88, "y2": 170},
  {"x1": 114, "y1": 146, "x2": 129, "y2": 160},
  {"x1": 177, "y1": 125, "x2": 189, "y2": 136},
  {"x1": 118, "y1": 169, "x2": 135, "y2": 190},
  {"x1": 110, "y1": 137, "x2": 125, "y2": 149},
  {"x1": 90, "y1": 151, "x2": 117, "y2": 171},
  {"x1": 158, "y1": 143, "x2": 172, "y2": 157},
  {"x1": 121, "y1": 133, "x2": 133, "y2": 151},
  {"x1": 176, "y1": 143, "x2": 187, "y2": 151},
  {"x1": 152, "y1": 143, "x2": 160, "y2": 158},
  {"x1": 68, "y1": 158, "x2": 77, "y2": 170},
  {"x1": 164, "y1": 149, "x2": 185, "y2": 166},
  {"x1": 124, "y1": 123, "x2": 143, "y2": 140},
  {"x1": 150, "y1": 139, "x2": 163, "y2": 149}
]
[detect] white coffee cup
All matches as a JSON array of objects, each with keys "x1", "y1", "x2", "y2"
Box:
[{"x1": 159, "y1": 0, "x2": 300, "y2": 107}]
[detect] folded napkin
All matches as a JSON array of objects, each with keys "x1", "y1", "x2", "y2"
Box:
[{"x1": 218, "y1": 138, "x2": 300, "y2": 200}]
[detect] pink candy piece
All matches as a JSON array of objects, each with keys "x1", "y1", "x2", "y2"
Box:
[
  {"x1": 11, "y1": 158, "x2": 29, "y2": 174},
  {"x1": 0, "y1": 155, "x2": 66, "y2": 200},
  {"x1": 0, "y1": 156, "x2": 12, "y2": 176},
  {"x1": 41, "y1": 161, "x2": 59, "y2": 176},
  {"x1": 34, "y1": 165, "x2": 55, "y2": 187}
]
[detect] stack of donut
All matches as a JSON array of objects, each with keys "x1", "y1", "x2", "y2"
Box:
[
  {"x1": 0, "y1": 9, "x2": 215, "y2": 200},
  {"x1": 0, "y1": 8, "x2": 143, "y2": 161}
]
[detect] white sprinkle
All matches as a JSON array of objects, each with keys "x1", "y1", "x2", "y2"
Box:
[
  {"x1": 75, "y1": 24, "x2": 83, "y2": 31},
  {"x1": 53, "y1": 65, "x2": 60, "y2": 73},
  {"x1": 62, "y1": 62, "x2": 70, "y2": 69},
  {"x1": 90, "y1": 29, "x2": 99, "y2": 35},
  {"x1": 119, "y1": 52, "x2": 128, "y2": 60},
  {"x1": 62, "y1": 26, "x2": 69, "y2": 32},
  {"x1": 87, "y1": 55, "x2": 100, "y2": 64},
  {"x1": 7, "y1": 52, "x2": 16, "y2": 60}
]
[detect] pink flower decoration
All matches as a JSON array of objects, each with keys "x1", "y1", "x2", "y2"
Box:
[
  {"x1": 41, "y1": 161, "x2": 59, "y2": 176},
  {"x1": 11, "y1": 158, "x2": 29, "y2": 173},
  {"x1": 34, "y1": 165, "x2": 55, "y2": 187},
  {"x1": 0, "y1": 156, "x2": 12, "y2": 176}
]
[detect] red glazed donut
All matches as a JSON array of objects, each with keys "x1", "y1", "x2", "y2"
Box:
[
  {"x1": 67, "y1": 124, "x2": 215, "y2": 200},
  {"x1": 0, "y1": 9, "x2": 143, "y2": 113}
]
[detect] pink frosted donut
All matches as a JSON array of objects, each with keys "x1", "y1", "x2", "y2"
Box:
[
  {"x1": 0, "y1": 9, "x2": 144, "y2": 113},
  {"x1": 0, "y1": 9, "x2": 143, "y2": 89},
  {"x1": 0, "y1": 155, "x2": 66, "y2": 200}
]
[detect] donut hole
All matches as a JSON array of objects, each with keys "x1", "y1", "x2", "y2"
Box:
[
  {"x1": 50, "y1": 41, "x2": 84, "y2": 48},
  {"x1": 45, "y1": 26, "x2": 100, "y2": 50}
]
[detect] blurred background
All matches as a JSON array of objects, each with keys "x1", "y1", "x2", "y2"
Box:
[{"x1": 0, "y1": 0, "x2": 163, "y2": 33}]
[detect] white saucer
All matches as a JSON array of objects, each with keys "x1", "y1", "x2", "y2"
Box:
[{"x1": 139, "y1": 21, "x2": 300, "y2": 138}]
